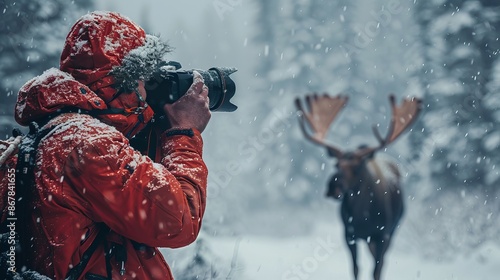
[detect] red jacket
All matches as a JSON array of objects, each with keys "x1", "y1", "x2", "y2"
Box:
[{"x1": 11, "y1": 67, "x2": 208, "y2": 279}]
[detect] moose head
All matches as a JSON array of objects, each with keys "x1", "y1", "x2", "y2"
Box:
[{"x1": 295, "y1": 93, "x2": 422, "y2": 280}]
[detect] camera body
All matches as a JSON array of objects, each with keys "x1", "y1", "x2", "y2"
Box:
[
  {"x1": 131, "y1": 61, "x2": 237, "y2": 159},
  {"x1": 144, "y1": 61, "x2": 237, "y2": 114}
]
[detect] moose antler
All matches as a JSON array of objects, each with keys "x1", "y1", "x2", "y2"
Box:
[
  {"x1": 295, "y1": 93, "x2": 348, "y2": 158},
  {"x1": 358, "y1": 94, "x2": 422, "y2": 158}
]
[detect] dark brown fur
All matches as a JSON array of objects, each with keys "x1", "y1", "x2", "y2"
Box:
[{"x1": 331, "y1": 155, "x2": 403, "y2": 280}]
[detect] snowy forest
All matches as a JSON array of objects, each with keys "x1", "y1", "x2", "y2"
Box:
[{"x1": 1, "y1": 0, "x2": 499, "y2": 279}]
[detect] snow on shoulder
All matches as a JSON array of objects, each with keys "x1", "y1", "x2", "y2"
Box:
[{"x1": 16, "y1": 68, "x2": 78, "y2": 119}]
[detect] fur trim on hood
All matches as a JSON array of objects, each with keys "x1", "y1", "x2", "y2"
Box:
[{"x1": 111, "y1": 34, "x2": 171, "y2": 93}]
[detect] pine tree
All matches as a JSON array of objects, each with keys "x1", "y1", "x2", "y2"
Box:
[
  {"x1": 411, "y1": 0, "x2": 500, "y2": 257},
  {"x1": 250, "y1": 0, "x2": 353, "y2": 224},
  {"x1": 416, "y1": 0, "x2": 500, "y2": 191},
  {"x1": 174, "y1": 238, "x2": 228, "y2": 280},
  {"x1": 0, "y1": 0, "x2": 94, "y2": 138}
]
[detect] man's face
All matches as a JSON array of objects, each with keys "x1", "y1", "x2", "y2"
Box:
[{"x1": 107, "y1": 80, "x2": 147, "y2": 111}]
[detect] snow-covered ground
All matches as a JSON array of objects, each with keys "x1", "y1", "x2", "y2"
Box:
[
  {"x1": 164, "y1": 218, "x2": 500, "y2": 280},
  {"x1": 219, "y1": 231, "x2": 498, "y2": 279}
]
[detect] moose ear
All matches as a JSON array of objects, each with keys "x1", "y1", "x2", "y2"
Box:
[
  {"x1": 326, "y1": 173, "x2": 344, "y2": 200},
  {"x1": 326, "y1": 186, "x2": 343, "y2": 200},
  {"x1": 356, "y1": 145, "x2": 375, "y2": 160},
  {"x1": 365, "y1": 149, "x2": 376, "y2": 159},
  {"x1": 327, "y1": 147, "x2": 339, "y2": 157}
]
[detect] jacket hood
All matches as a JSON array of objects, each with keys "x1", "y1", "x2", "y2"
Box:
[
  {"x1": 15, "y1": 68, "x2": 107, "y2": 126},
  {"x1": 16, "y1": 11, "x2": 169, "y2": 137},
  {"x1": 59, "y1": 11, "x2": 146, "y2": 97},
  {"x1": 59, "y1": 11, "x2": 170, "y2": 102}
]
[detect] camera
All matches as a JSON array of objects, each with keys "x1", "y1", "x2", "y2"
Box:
[
  {"x1": 145, "y1": 61, "x2": 237, "y2": 113},
  {"x1": 131, "y1": 61, "x2": 237, "y2": 159}
]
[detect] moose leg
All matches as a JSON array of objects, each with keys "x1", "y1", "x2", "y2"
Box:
[
  {"x1": 368, "y1": 235, "x2": 391, "y2": 280},
  {"x1": 345, "y1": 234, "x2": 359, "y2": 280}
]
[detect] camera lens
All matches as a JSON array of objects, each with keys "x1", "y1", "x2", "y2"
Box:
[
  {"x1": 145, "y1": 64, "x2": 237, "y2": 114},
  {"x1": 199, "y1": 67, "x2": 237, "y2": 112}
]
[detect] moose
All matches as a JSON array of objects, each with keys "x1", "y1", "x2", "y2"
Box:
[{"x1": 295, "y1": 93, "x2": 422, "y2": 280}]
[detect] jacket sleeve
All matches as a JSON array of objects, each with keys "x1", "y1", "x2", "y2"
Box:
[{"x1": 64, "y1": 128, "x2": 207, "y2": 248}]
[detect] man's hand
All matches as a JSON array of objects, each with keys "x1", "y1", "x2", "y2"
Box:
[{"x1": 163, "y1": 71, "x2": 211, "y2": 133}]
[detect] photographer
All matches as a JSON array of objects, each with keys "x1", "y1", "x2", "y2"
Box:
[{"x1": 9, "y1": 11, "x2": 210, "y2": 279}]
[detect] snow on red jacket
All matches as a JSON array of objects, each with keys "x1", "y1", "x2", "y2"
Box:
[{"x1": 7, "y1": 69, "x2": 208, "y2": 279}]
